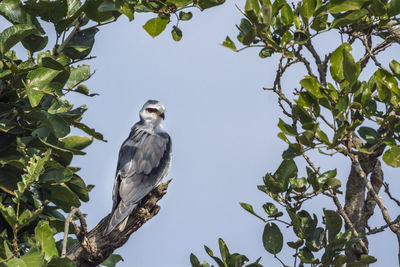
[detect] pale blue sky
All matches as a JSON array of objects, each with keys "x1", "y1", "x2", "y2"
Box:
[{"x1": 4, "y1": 1, "x2": 400, "y2": 266}]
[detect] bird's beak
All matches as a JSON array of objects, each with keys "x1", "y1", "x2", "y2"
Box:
[{"x1": 159, "y1": 111, "x2": 165, "y2": 120}]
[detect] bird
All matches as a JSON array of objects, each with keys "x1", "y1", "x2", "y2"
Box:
[{"x1": 104, "y1": 100, "x2": 172, "y2": 235}]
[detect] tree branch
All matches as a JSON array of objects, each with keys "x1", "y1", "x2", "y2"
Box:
[
  {"x1": 305, "y1": 40, "x2": 327, "y2": 86},
  {"x1": 62, "y1": 207, "x2": 91, "y2": 258},
  {"x1": 367, "y1": 215, "x2": 400, "y2": 235},
  {"x1": 383, "y1": 182, "x2": 400, "y2": 207},
  {"x1": 66, "y1": 180, "x2": 171, "y2": 266}
]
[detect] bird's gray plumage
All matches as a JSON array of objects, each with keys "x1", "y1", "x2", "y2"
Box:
[{"x1": 104, "y1": 100, "x2": 172, "y2": 235}]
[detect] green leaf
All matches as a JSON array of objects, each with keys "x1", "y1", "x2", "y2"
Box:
[
  {"x1": 239, "y1": 202, "x2": 265, "y2": 221},
  {"x1": 358, "y1": 127, "x2": 378, "y2": 144},
  {"x1": 222, "y1": 36, "x2": 237, "y2": 51},
  {"x1": 306, "y1": 227, "x2": 325, "y2": 251},
  {"x1": 22, "y1": 34, "x2": 48, "y2": 53},
  {"x1": 301, "y1": 0, "x2": 317, "y2": 19},
  {"x1": 262, "y1": 223, "x2": 283, "y2": 254},
  {"x1": 25, "y1": 67, "x2": 64, "y2": 105},
  {"x1": 324, "y1": 209, "x2": 342, "y2": 242},
  {"x1": 40, "y1": 168, "x2": 74, "y2": 183},
  {"x1": 143, "y1": 17, "x2": 170, "y2": 38},
  {"x1": 0, "y1": 203, "x2": 17, "y2": 229},
  {"x1": 287, "y1": 239, "x2": 303, "y2": 249},
  {"x1": 237, "y1": 18, "x2": 256, "y2": 46},
  {"x1": 317, "y1": 129, "x2": 330, "y2": 144},
  {"x1": 169, "y1": 0, "x2": 193, "y2": 7},
  {"x1": 61, "y1": 135, "x2": 93, "y2": 151},
  {"x1": 317, "y1": 169, "x2": 337, "y2": 188},
  {"x1": 289, "y1": 177, "x2": 307, "y2": 192},
  {"x1": 24, "y1": 0, "x2": 68, "y2": 23},
  {"x1": 299, "y1": 247, "x2": 317, "y2": 263},
  {"x1": 18, "y1": 207, "x2": 43, "y2": 229},
  {"x1": 388, "y1": 0, "x2": 400, "y2": 16},
  {"x1": 275, "y1": 159, "x2": 298, "y2": 181},
  {"x1": 115, "y1": 1, "x2": 134, "y2": 21},
  {"x1": 278, "y1": 118, "x2": 297, "y2": 136},
  {"x1": 195, "y1": 0, "x2": 225, "y2": 10},
  {"x1": 101, "y1": 254, "x2": 124, "y2": 267},
  {"x1": 262, "y1": 202, "x2": 282, "y2": 217},
  {"x1": 190, "y1": 253, "x2": 201, "y2": 267},
  {"x1": 347, "y1": 255, "x2": 377, "y2": 266},
  {"x1": 72, "y1": 121, "x2": 106, "y2": 141},
  {"x1": 66, "y1": 65, "x2": 90, "y2": 89},
  {"x1": 245, "y1": 0, "x2": 260, "y2": 22},
  {"x1": 383, "y1": 146, "x2": 400, "y2": 167},
  {"x1": 64, "y1": 28, "x2": 99, "y2": 60},
  {"x1": 179, "y1": 11, "x2": 193, "y2": 20},
  {"x1": 300, "y1": 76, "x2": 324, "y2": 98},
  {"x1": 172, "y1": 26, "x2": 183, "y2": 42},
  {"x1": 66, "y1": 174, "x2": 92, "y2": 202},
  {"x1": 29, "y1": 110, "x2": 70, "y2": 138},
  {"x1": 330, "y1": 42, "x2": 352, "y2": 82},
  {"x1": 281, "y1": 4, "x2": 293, "y2": 25},
  {"x1": 0, "y1": 0, "x2": 27, "y2": 24},
  {"x1": 35, "y1": 221, "x2": 58, "y2": 261},
  {"x1": 390, "y1": 60, "x2": 400, "y2": 80},
  {"x1": 372, "y1": 0, "x2": 386, "y2": 16},
  {"x1": 342, "y1": 48, "x2": 359, "y2": 84},
  {"x1": 293, "y1": 30, "x2": 309, "y2": 44},
  {"x1": 204, "y1": 245, "x2": 225, "y2": 266},
  {"x1": 331, "y1": 9, "x2": 368, "y2": 28},
  {"x1": 0, "y1": 24, "x2": 35, "y2": 56},
  {"x1": 85, "y1": 0, "x2": 114, "y2": 22},
  {"x1": 259, "y1": 4, "x2": 272, "y2": 27},
  {"x1": 325, "y1": 0, "x2": 370, "y2": 14},
  {"x1": 311, "y1": 14, "x2": 328, "y2": 31},
  {"x1": 218, "y1": 238, "x2": 229, "y2": 263},
  {"x1": 7, "y1": 247, "x2": 43, "y2": 267},
  {"x1": 47, "y1": 257, "x2": 75, "y2": 267},
  {"x1": 376, "y1": 69, "x2": 400, "y2": 99},
  {"x1": 46, "y1": 184, "x2": 81, "y2": 212},
  {"x1": 259, "y1": 47, "x2": 274, "y2": 58}
]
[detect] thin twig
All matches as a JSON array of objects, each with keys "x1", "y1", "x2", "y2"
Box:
[
  {"x1": 367, "y1": 215, "x2": 400, "y2": 235},
  {"x1": 55, "y1": 16, "x2": 84, "y2": 57},
  {"x1": 65, "y1": 56, "x2": 97, "y2": 66},
  {"x1": 359, "y1": 35, "x2": 393, "y2": 74},
  {"x1": 383, "y1": 182, "x2": 400, "y2": 207},
  {"x1": 274, "y1": 254, "x2": 287, "y2": 267},
  {"x1": 305, "y1": 40, "x2": 327, "y2": 86},
  {"x1": 294, "y1": 46, "x2": 317, "y2": 80}
]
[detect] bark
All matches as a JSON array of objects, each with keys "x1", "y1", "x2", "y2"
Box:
[
  {"x1": 66, "y1": 180, "x2": 171, "y2": 266},
  {"x1": 344, "y1": 163, "x2": 368, "y2": 262},
  {"x1": 344, "y1": 142, "x2": 385, "y2": 262}
]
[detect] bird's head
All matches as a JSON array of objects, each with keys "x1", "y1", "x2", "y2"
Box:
[{"x1": 139, "y1": 100, "x2": 166, "y2": 126}]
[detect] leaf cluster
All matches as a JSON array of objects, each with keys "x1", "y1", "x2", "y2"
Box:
[
  {"x1": 196, "y1": 0, "x2": 400, "y2": 266},
  {"x1": 0, "y1": 0, "x2": 226, "y2": 264}
]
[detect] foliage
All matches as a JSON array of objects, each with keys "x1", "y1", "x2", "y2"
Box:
[
  {"x1": 0, "y1": 0, "x2": 224, "y2": 265},
  {"x1": 193, "y1": 0, "x2": 400, "y2": 266}
]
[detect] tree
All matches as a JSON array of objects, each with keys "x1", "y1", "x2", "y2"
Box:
[
  {"x1": 191, "y1": 0, "x2": 400, "y2": 266},
  {"x1": 0, "y1": 0, "x2": 225, "y2": 266}
]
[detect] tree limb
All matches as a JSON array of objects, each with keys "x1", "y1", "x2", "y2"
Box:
[{"x1": 66, "y1": 180, "x2": 171, "y2": 266}]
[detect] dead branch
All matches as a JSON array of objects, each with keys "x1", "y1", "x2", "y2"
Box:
[{"x1": 66, "y1": 180, "x2": 171, "y2": 267}]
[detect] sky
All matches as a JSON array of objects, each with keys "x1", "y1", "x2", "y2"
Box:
[{"x1": 4, "y1": 1, "x2": 400, "y2": 266}]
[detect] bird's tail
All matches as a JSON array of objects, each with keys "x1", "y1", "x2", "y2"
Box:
[{"x1": 104, "y1": 201, "x2": 137, "y2": 235}]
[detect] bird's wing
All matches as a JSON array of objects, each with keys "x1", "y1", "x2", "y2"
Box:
[{"x1": 113, "y1": 130, "x2": 171, "y2": 207}]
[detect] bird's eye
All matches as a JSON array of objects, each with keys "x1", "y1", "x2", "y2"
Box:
[{"x1": 146, "y1": 108, "x2": 156, "y2": 113}]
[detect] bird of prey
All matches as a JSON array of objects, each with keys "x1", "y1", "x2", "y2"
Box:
[{"x1": 104, "y1": 100, "x2": 172, "y2": 235}]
